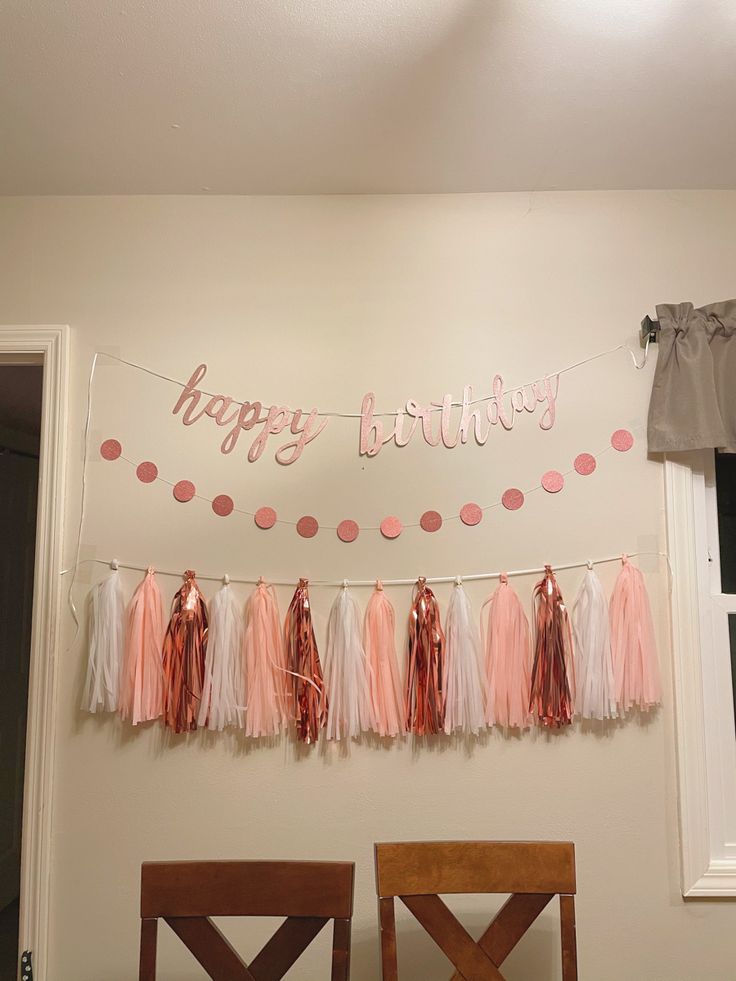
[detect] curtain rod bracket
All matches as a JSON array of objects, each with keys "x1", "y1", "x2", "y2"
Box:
[{"x1": 640, "y1": 315, "x2": 660, "y2": 345}]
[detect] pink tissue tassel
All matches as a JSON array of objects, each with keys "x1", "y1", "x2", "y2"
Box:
[
  {"x1": 243, "y1": 581, "x2": 290, "y2": 737},
  {"x1": 609, "y1": 555, "x2": 662, "y2": 712},
  {"x1": 482, "y1": 574, "x2": 532, "y2": 729},
  {"x1": 364, "y1": 582, "x2": 405, "y2": 737},
  {"x1": 119, "y1": 568, "x2": 165, "y2": 724}
]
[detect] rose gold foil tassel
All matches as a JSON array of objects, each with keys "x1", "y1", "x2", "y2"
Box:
[
  {"x1": 284, "y1": 578, "x2": 328, "y2": 744},
  {"x1": 405, "y1": 577, "x2": 446, "y2": 735},
  {"x1": 529, "y1": 565, "x2": 575, "y2": 728},
  {"x1": 162, "y1": 570, "x2": 208, "y2": 733}
]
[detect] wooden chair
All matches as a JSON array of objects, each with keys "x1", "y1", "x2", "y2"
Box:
[
  {"x1": 375, "y1": 841, "x2": 577, "y2": 981},
  {"x1": 139, "y1": 859, "x2": 355, "y2": 981}
]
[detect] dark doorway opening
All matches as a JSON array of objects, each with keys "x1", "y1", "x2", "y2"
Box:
[{"x1": 0, "y1": 364, "x2": 43, "y2": 980}]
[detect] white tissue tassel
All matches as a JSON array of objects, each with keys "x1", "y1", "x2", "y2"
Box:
[
  {"x1": 82, "y1": 569, "x2": 125, "y2": 713},
  {"x1": 198, "y1": 584, "x2": 244, "y2": 730},
  {"x1": 444, "y1": 584, "x2": 487, "y2": 735},
  {"x1": 572, "y1": 569, "x2": 617, "y2": 720},
  {"x1": 324, "y1": 588, "x2": 374, "y2": 740}
]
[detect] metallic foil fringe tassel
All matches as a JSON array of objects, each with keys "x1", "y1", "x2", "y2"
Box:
[
  {"x1": 162, "y1": 570, "x2": 208, "y2": 733},
  {"x1": 284, "y1": 578, "x2": 328, "y2": 744},
  {"x1": 405, "y1": 577, "x2": 446, "y2": 735},
  {"x1": 530, "y1": 565, "x2": 575, "y2": 728}
]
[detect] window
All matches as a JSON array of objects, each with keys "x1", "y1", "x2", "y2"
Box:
[{"x1": 666, "y1": 451, "x2": 736, "y2": 895}]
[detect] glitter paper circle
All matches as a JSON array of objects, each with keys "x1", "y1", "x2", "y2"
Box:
[
  {"x1": 611, "y1": 428, "x2": 634, "y2": 452},
  {"x1": 100, "y1": 438, "x2": 122, "y2": 461},
  {"x1": 254, "y1": 506, "x2": 277, "y2": 530},
  {"x1": 136, "y1": 461, "x2": 158, "y2": 483},
  {"x1": 212, "y1": 494, "x2": 234, "y2": 517},
  {"x1": 337, "y1": 519, "x2": 360, "y2": 543},
  {"x1": 574, "y1": 453, "x2": 597, "y2": 476},
  {"x1": 502, "y1": 488, "x2": 525, "y2": 511},
  {"x1": 173, "y1": 479, "x2": 195, "y2": 503},
  {"x1": 460, "y1": 502, "x2": 483, "y2": 526},
  {"x1": 296, "y1": 515, "x2": 319, "y2": 539},
  {"x1": 380, "y1": 516, "x2": 402, "y2": 539},
  {"x1": 420, "y1": 510, "x2": 443, "y2": 533},
  {"x1": 541, "y1": 470, "x2": 564, "y2": 493}
]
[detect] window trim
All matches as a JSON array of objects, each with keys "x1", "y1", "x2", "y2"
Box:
[{"x1": 666, "y1": 452, "x2": 736, "y2": 896}]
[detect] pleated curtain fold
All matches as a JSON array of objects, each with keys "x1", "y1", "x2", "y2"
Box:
[{"x1": 647, "y1": 300, "x2": 736, "y2": 452}]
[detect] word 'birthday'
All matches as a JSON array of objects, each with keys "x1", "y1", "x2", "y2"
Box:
[
  {"x1": 172, "y1": 364, "x2": 559, "y2": 464},
  {"x1": 359, "y1": 375, "x2": 559, "y2": 456}
]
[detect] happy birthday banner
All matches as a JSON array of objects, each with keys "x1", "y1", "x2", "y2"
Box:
[{"x1": 172, "y1": 363, "x2": 560, "y2": 465}]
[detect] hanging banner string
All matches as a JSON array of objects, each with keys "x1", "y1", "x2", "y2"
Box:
[
  {"x1": 98, "y1": 342, "x2": 646, "y2": 419},
  {"x1": 62, "y1": 549, "x2": 669, "y2": 589}
]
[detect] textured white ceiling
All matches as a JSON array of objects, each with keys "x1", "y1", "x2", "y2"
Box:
[{"x1": 1, "y1": 0, "x2": 735, "y2": 194}]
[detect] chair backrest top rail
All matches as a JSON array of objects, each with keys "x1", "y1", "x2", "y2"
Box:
[
  {"x1": 375, "y1": 841, "x2": 576, "y2": 898},
  {"x1": 141, "y1": 859, "x2": 355, "y2": 919}
]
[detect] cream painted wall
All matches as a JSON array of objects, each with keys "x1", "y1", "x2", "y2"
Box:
[{"x1": 1, "y1": 192, "x2": 735, "y2": 980}]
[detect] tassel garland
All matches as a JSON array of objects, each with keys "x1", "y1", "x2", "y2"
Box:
[
  {"x1": 80, "y1": 558, "x2": 662, "y2": 742},
  {"x1": 443, "y1": 582, "x2": 486, "y2": 735},
  {"x1": 162, "y1": 570, "x2": 208, "y2": 733},
  {"x1": 324, "y1": 586, "x2": 374, "y2": 740},
  {"x1": 284, "y1": 578, "x2": 328, "y2": 744},
  {"x1": 405, "y1": 577, "x2": 446, "y2": 735},
  {"x1": 82, "y1": 569, "x2": 125, "y2": 713},
  {"x1": 483, "y1": 574, "x2": 532, "y2": 729},
  {"x1": 572, "y1": 569, "x2": 617, "y2": 720},
  {"x1": 119, "y1": 568, "x2": 165, "y2": 724},
  {"x1": 198, "y1": 583, "x2": 244, "y2": 730},
  {"x1": 364, "y1": 582, "x2": 405, "y2": 737},
  {"x1": 243, "y1": 581, "x2": 290, "y2": 737},
  {"x1": 530, "y1": 566, "x2": 575, "y2": 728},
  {"x1": 609, "y1": 555, "x2": 662, "y2": 712}
]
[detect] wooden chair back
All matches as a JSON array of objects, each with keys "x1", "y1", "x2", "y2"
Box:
[
  {"x1": 139, "y1": 859, "x2": 355, "y2": 981},
  {"x1": 375, "y1": 840, "x2": 577, "y2": 981}
]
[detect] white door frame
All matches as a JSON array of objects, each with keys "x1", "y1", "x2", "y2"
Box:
[{"x1": 0, "y1": 327, "x2": 69, "y2": 979}]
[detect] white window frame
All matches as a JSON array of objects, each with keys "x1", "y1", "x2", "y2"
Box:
[{"x1": 666, "y1": 451, "x2": 736, "y2": 895}]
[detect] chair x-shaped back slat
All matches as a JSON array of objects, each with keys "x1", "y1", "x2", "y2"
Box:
[{"x1": 164, "y1": 913, "x2": 330, "y2": 981}]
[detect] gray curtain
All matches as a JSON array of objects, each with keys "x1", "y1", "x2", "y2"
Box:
[{"x1": 647, "y1": 300, "x2": 736, "y2": 453}]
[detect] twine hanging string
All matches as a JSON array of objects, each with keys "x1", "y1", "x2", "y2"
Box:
[
  {"x1": 96, "y1": 342, "x2": 646, "y2": 418},
  {"x1": 62, "y1": 550, "x2": 670, "y2": 589}
]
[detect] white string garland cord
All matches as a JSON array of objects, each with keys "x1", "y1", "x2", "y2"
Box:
[
  {"x1": 99, "y1": 341, "x2": 648, "y2": 418},
  {"x1": 62, "y1": 550, "x2": 670, "y2": 590}
]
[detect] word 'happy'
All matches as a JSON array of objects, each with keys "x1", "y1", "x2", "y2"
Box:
[{"x1": 173, "y1": 364, "x2": 328, "y2": 465}]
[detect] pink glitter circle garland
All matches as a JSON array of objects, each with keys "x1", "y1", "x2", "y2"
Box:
[
  {"x1": 380, "y1": 516, "x2": 402, "y2": 540},
  {"x1": 460, "y1": 502, "x2": 483, "y2": 526},
  {"x1": 502, "y1": 488, "x2": 525, "y2": 511},
  {"x1": 296, "y1": 515, "x2": 319, "y2": 539},
  {"x1": 574, "y1": 453, "x2": 596, "y2": 476},
  {"x1": 611, "y1": 428, "x2": 634, "y2": 452},
  {"x1": 100, "y1": 438, "x2": 122, "y2": 461},
  {"x1": 254, "y1": 506, "x2": 277, "y2": 530},
  {"x1": 212, "y1": 494, "x2": 234, "y2": 517},
  {"x1": 541, "y1": 470, "x2": 564, "y2": 494},
  {"x1": 337, "y1": 519, "x2": 360, "y2": 543},
  {"x1": 102, "y1": 426, "x2": 630, "y2": 538},
  {"x1": 173, "y1": 480, "x2": 196, "y2": 503},
  {"x1": 136, "y1": 461, "x2": 158, "y2": 483},
  {"x1": 420, "y1": 510, "x2": 443, "y2": 533}
]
